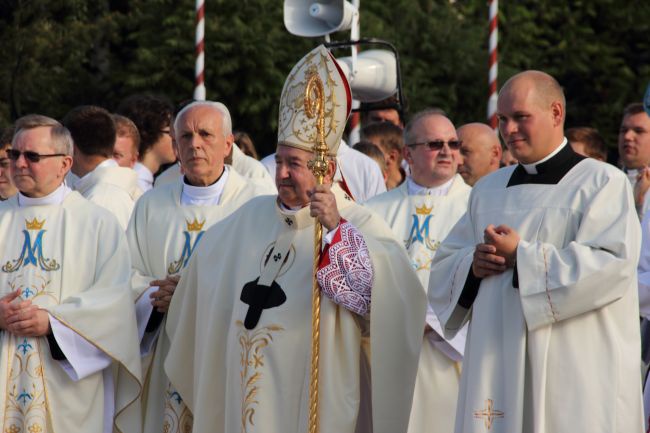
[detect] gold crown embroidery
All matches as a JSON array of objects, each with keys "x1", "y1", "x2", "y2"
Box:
[
  {"x1": 185, "y1": 218, "x2": 205, "y2": 232},
  {"x1": 415, "y1": 204, "x2": 433, "y2": 215},
  {"x1": 25, "y1": 218, "x2": 45, "y2": 230}
]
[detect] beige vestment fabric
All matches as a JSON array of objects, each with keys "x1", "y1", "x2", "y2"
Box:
[
  {"x1": 430, "y1": 159, "x2": 644, "y2": 433},
  {"x1": 0, "y1": 192, "x2": 142, "y2": 433},
  {"x1": 73, "y1": 164, "x2": 141, "y2": 229},
  {"x1": 127, "y1": 169, "x2": 268, "y2": 433},
  {"x1": 365, "y1": 175, "x2": 470, "y2": 433},
  {"x1": 165, "y1": 185, "x2": 425, "y2": 433}
]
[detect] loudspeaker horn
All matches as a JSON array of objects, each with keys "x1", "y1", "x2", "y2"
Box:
[
  {"x1": 284, "y1": 0, "x2": 357, "y2": 38},
  {"x1": 335, "y1": 49, "x2": 397, "y2": 103}
]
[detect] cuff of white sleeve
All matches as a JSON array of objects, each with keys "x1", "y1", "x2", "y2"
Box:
[
  {"x1": 49, "y1": 314, "x2": 112, "y2": 381},
  {"x1": 323, "y1": 224, "x2": 340, "y2": 245}
]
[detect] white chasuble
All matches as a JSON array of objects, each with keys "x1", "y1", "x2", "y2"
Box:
[
  {"x1": 365, "y1": 174, "x2": 470, "y2": 433},
  {"x1": 127, "y1": 169, "x2": 269, "y2": 433},
  {"x1": 73, "y1": 161, "x2": 142, "y2": 230},
  {"x1": 0, "y1": 192, "x2": 142, "y2": 433},
  {"x1": 155, "y1": 154, "x2": 277, "y2": 194},
  {"x1": 165, "y1": 185, "x2": 426, "y2": 433},
  {"x1": 429, "y1": 151, "x2": 644, "y2": 433}
]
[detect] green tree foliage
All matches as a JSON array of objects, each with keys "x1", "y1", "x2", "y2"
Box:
[{"x1": 0, "y1": 0, "x2": 648, "y2": 156}]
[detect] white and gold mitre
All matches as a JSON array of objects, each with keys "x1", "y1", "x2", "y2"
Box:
[{"x1": 277, "y1": 45, "x2": 351, "y2": 156}]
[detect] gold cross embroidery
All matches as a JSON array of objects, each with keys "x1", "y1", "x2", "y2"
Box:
[{"x1": 473, "y1": 399, "x2": 504, "y2": 430}]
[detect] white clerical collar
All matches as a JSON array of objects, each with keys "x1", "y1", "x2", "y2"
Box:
[
  {"x1": 279, "y1": 201, "x2": 304, "y2": 213},
  {"x1": 521, "y1": 138, "x2": 568, "y2": 175},
  {"x1": 18, "y1": 184, "x2": 71, "y2": 207},
  {"x1": 180, "y1": 166, "x2": 229, "y2": 206},
  {"x1": 77, "y1": 158, "x2": 118, "y2": 183},
  {"x1": 623, "y1": 168, "x2": 641, "y2": 185},
  {"x1": 407, "y1": 176, "x2": 454, "y2": 196}
]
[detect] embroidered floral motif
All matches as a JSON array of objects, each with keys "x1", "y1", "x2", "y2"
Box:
[
  {"x1": 236, "y1": 320, "x2": 283, "y2": 433},
  {"x1": 162, "y1": 383, "x2": 193, "y2": 433},
  {"x1": 3, "y1": 339, "x2": 48, "y2": 433}
]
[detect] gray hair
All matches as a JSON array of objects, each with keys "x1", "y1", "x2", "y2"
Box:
[
  {"x1": 403, "y1": 108, "x2": 448, "y2": 145},
  {"x1": 13, "y1": 114, "x2": 74, "y2": 156},
  {"x1": 173, "y1": 101, "x2": 232, "y2": 137}
]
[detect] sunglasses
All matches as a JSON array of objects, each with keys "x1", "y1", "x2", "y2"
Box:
[
  {"x1": 407, "y1": 140, "x2": 462, "y2": 150},
  {"x1": 7, "y1": 149, "x2": 67, "y2": 163}
]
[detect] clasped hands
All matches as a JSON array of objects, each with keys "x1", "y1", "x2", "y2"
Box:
[
  {"x1": 0, "y1": 290, "x2": 50, "y2": 337},
  {"x1": 472, "y1": 224, "x2": 520, "y2": 278}
]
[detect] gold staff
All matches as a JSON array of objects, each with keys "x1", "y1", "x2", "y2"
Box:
[{"x1": 304, "y1": 71, "x2": 328, "y2": 433}]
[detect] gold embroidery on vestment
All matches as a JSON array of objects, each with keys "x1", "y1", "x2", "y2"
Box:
[
  {"x1": 236, "y1": 320, "x2": 284, "y2": 433},
  {"x1": 473, "y1": 398, "x2": 504, "y2": 430},
  {"x1": 163, "y1": 382, "x2": 193, "y2": 433}
]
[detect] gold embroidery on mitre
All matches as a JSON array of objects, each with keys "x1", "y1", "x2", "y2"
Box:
[
  {"x1": 25, "y1": 218, "x2": 45, "y2": 231},
  {"x1": 415, "y1": 203, "x2": 433, "y2": 215},
  {"x1": 473, "y1": 399, "x2": 504, "y2": 430},
  {"x1": 237, "y1": 320, "x2": 284, "y2": 433},
  {"x1": 278, "y1": 46, "x2": 346, "y2": 156},
  {"x1": 185, "y1": 218, "x2": 205, "y2": 232}
]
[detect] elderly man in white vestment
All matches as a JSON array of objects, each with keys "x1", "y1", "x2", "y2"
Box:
[
  {"x1": 164, "y1": 45, "x2": 425, "y2": 433},
  {"x1": 63, "y1": 105, "x2": 141, "y2": 229},
  {"x1": 429, "y1": 70, "x2": 644, "y2": 433},
  {"x1": 0, "y1": 115, "x2": 142, "y2": 433},
  {"x1": 154, "y1": 134, "x2": 277, "y2": 193},
  {"x1": 365, "y1": 111, "x2": 470, "y2": 433},
  {"x1": 260, "y1": 139, "x2": 387, "y2": 202},
  {"x1": 127, "y1": 101, "x2": 270, "y2": 433}
]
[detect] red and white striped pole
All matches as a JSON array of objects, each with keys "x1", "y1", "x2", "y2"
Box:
[
  {"x1": 194, "y1": 0, "x2": 206, "y2": 101},
  {"x1": 487, "y1": 0, "x2": 498, "y2": 130}
]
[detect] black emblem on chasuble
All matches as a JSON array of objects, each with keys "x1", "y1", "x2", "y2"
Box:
[
  {"x1": 240, "y1": 245, "x2": 290, "y2": 330},
  {"x1": 240, "y1": 278, "x2": 286, "y2": 330}
]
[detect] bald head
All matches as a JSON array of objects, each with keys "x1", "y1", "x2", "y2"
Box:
[
  {"x1": 500, "y1": 71, "x2": 566, "y2": 119},
  {"x1": 496, "y1": 70, "x2": 566, "y2": 164},
  {"x1": 457, "y1": 123, "x2": 502, "y2": 186},
  {"x1": 403, "y1": 112, "x2": 461, "y2": 187}
]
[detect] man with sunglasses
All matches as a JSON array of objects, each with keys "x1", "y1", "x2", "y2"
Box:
[
  {"x1": 429, "y1": 71, "x2": 643, "y2": 433},
  {"x1": 365, "y1": 109, "x2": 470, "y2": 433},
  {"x1": 0, "y1": 115, "x2": 142, "y2": 432}
]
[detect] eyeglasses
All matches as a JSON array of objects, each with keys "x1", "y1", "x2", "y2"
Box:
[
  {"x1": 7, "y1": 149, "x2": 67, "y2": 163},
  {"x1": 406, "y1": 140, "x2": 462, "y2": 150}
]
